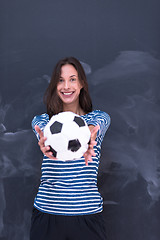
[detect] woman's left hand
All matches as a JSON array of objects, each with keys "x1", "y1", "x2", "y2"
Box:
[{"x1": 83, "y1": 125, "x2": 100, "y2": 166}]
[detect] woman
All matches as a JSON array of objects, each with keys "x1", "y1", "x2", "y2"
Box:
[{"x1": 30, "y1": 57, "x2": 111, "y2": 240}]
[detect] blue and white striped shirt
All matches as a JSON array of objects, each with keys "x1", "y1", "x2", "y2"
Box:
[{"x1": 32, "y1": 110, "x2": 111, "y2": 216}]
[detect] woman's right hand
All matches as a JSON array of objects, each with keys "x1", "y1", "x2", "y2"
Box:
[{"x1": 35, "y1": 125, "x2": 57, "y2": 160}]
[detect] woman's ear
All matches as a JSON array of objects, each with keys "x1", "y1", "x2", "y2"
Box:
[{"x1": 80, "y1": 81, "x2": 84, "y2": 89}]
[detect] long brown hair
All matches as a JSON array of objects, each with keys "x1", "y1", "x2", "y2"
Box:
[{"x1": 44, "y1": 57, "x2": 92, "y2": 118}]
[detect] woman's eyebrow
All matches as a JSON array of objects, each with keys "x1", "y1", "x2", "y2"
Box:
[
  {"x1": 70, "y1": 75, "x2": 77, "y2": 78},
  {"x1": 60, "y1": 74, "x2": 77, "y2": 78}
]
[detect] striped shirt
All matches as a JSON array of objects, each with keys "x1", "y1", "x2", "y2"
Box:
[{"x1": 32, "y1": 110, "x2": 111, "y2": 216}]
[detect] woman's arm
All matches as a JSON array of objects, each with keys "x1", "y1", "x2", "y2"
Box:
[
  {"x1": 87, "y1": 110, "x2": 111, "y2": 142},
  {"x1": 83, "y1": 125, "x2": 100, "y2": 166},
  {"x1": 34, "y1": 125, "x2": 57, "y2": 160}
]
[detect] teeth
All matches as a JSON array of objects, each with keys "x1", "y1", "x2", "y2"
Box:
[{"x1": 63, "y1": 92, "x2": 73, "y2": 95}]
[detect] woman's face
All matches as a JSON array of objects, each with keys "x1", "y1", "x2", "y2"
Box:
[{"x1": 56, "y1": 64, "x2": 83, "y2": 107}]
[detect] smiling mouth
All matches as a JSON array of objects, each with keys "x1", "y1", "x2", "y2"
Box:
[{"x1": 61, "y1": 92, "x2": 74, "y2": 95}]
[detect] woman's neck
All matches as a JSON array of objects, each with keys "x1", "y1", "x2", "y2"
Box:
[{"x1": 63, "y1": 103, "x2": 85, "y2": 116}]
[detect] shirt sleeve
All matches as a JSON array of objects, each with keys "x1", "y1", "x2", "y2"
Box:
[
  {"x1": 87, "y1": 110, "x2": 111, "y2": 140},
  {"x1": 31, "y1": 113, "x2": 49, "y2": 140}
]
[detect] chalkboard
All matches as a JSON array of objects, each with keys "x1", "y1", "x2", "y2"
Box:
[{"x1": 0, "y1": 0, "x2": 160, "y2": 239}]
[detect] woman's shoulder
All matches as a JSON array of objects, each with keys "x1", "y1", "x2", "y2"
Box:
[
  {"x1": 32, "y1": 113, "x2": 49, "y2": 126},
  {"x1": 83, "y1": 110, "x2": 111, "y2": 126},
  {"x1": 87, "y1": 110, "x2": 110, "y2": 118},
  {"x1": 32, "y1": 113, "x2": 49, "y2": 121}
]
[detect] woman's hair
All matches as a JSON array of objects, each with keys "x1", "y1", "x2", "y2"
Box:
[{"x1": 44, "y1": 57, "x2": 93, "y2": 118}]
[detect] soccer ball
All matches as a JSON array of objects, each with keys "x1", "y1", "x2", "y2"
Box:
[{"x1": 43, "y1": 111, "x2": 91, "y2": 160}]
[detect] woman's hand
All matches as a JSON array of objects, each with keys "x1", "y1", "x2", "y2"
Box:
[
  {"x1": 83, "y1": 125, "x2": 100, "y2": 166},
  {"x1": 35, "y1": 125, "x2": 57, "y2": 160}
]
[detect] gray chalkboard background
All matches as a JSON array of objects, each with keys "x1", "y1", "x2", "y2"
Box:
[{"x1": 0, "y1": 0, "x2": 160, "y2": 239}]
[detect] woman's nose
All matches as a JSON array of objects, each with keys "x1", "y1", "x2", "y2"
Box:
[{"x1": 64, "y1": 80, "x2": 70, "y2": 89}]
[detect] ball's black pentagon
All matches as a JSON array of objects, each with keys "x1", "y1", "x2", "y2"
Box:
[
  {"x1": 49, "y1": 145, "x2": 57, "y2": 158},
  {"x1": 50, "y1": 121, "x2": 62, "y2": 134},
  {"x1": 73, "y1": 116, "x2": 85, "y2": 127},
  {"x1": 68, "y1": 139, "x2": 81, "y2": 152}
]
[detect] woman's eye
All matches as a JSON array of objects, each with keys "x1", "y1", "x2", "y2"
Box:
[
  {"x1": 71, "y1": 78, "x2": 76, "y2": 82},
  {"x1": 59, "y1": 79, "x2": 63, "y2": 82}
]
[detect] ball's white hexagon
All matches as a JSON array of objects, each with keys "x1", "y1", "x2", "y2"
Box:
[
  {"x1": 43, "y1": 111, "x2": 91, "y2": 160},
  {"x1": 78, "y1": 126, "x2": 91, "y2": 143},
  {"x1": 61, "y1": 121, "x2": 80, "y2": 140},
  {"x1": 45, "y1": 133, "x2": 68, "y2": 152}
]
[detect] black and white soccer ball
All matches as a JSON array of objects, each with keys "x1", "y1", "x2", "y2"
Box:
[{"x1": 43, "y1": 111, "x2": 91, "y2": 160}]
